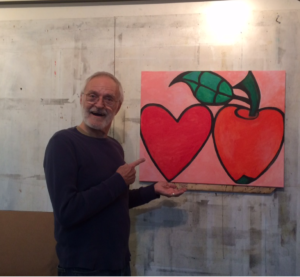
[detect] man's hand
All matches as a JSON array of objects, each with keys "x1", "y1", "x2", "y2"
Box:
[
  {"x1": 116, "y1": 158, "x2": 145, "y2": 186},
  {"x1": 154, "y1": 181, "x2": 187, "y2": 197}
]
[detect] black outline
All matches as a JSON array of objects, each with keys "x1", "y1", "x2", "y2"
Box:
[
  {"x1": 212, "y1": 104, "x2": 285, "y2": 184},
  {"x1": 140, "y1": 103, "x2": 214, "y2": 182}
]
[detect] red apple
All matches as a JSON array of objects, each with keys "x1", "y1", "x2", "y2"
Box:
[{"x1": 213, "y1": 104, "x2": 284, "y2": 184}]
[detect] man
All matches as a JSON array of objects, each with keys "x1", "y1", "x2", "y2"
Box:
[{"x1": 44, "y1": 72, "x2": 186, "y2": 276}]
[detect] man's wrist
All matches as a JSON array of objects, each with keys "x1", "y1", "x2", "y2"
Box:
[{"x1": 153, "y1": 183, "x2": 160, "y2": 197}]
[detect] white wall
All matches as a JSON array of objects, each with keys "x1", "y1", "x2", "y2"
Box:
[{"x1": 0, "y1": 0, "x2": 299, "y2": 21}]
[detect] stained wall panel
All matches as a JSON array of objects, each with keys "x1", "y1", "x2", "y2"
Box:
[
  {"x1": 115, "y1": 11, "x2": 300, "y2": 275},
  {"x1": 0, "y1": 18, "x2": 115, "y2": 211}
]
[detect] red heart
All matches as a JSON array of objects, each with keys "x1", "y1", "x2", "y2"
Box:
[{"x1": 141, "y1": 104, "x2": 213, "y2": 181}]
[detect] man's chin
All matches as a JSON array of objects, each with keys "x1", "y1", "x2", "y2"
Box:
[
  {"x1": 84, "y1": 119, "x2": 109, "y2": 132},
  {"x1": 87, "y1": 123, "x2": 106, "y2": 131}
]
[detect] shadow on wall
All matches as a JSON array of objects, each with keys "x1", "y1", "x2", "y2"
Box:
[
  {"x1": 129, "y1": 198, "x2": 188, "y2": 275},
  {"x1": 131, "y1": 198, "x2": 187, "y2": 228}
]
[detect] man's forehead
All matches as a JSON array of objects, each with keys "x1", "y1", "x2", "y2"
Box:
[{"x1": 85, "y1": 76, "x2": 118, "y2": 93}]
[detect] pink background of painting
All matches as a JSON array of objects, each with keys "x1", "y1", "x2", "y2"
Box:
[{"x1": 139, "y1": 71, "x2": 285, "y2": 187}]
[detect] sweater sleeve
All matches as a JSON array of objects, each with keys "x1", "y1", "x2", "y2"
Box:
[
  {"x1": 128, "y1": 183, "x2": 160, "y2": 209},
  {"x1": 43, "y1": 133, "x2": 128, "y2": 228}
]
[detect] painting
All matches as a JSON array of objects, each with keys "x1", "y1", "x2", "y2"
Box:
[{"x1": 139, "y1": 71, "x2": 285, "y2": 188}]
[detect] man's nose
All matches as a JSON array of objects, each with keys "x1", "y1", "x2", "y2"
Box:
[{"x1": 94, "y1": 96, "x2": 105, "y2": 107}]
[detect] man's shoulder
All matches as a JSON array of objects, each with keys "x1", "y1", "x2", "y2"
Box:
[
  {"x1": 51, "y1": 127, "x2": 77, "y2": 140},
  {"x1": 49, "y1": 128, "x2": 123, "y2": 150},
  {"x1": 44, "y1": 128, "x2": 78, "y2": 161},
  {"x1": 53, "y1": 127, "x2": 76, "y2": 136},
  {"x1": 48, "y1": 127, "x2": 79, "y2": 147}
]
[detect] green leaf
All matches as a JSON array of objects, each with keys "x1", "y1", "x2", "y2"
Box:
[{"x1": 169, "y1": 71, "x2": 234, "y2": 105}]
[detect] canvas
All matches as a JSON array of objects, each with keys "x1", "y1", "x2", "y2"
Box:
[{"x1": 139, "y1": 71, "x2": 285, "y2": 188}]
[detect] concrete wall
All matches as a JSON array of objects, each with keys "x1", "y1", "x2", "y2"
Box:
[{"x1": 0, "y1": 0, "x2": 300, "y2": 275}]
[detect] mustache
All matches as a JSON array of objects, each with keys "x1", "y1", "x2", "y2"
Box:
[{"x1": 89, "y1": 107, "x2": 108, "y2": 115}]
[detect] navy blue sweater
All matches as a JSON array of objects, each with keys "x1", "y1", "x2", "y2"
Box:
[{"x1": 43, "y1": 127, "x2": 158, "y2": 270}]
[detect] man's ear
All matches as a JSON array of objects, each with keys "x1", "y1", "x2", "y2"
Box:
[
  {"x1": 80, "y1": 94, "x2": 83, "y2": 105},
  {"x1": 115, "y1": 102, "x2": 122, "y2": 115}
]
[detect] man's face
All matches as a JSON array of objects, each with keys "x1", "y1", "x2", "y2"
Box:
[{"x1": 80, "y1": 76, "x2": 121, "y2": 133}]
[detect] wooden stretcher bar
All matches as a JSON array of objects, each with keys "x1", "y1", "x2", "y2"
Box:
[{"x1": 174, "y1": 183, "x2": 276, "y2": 194}]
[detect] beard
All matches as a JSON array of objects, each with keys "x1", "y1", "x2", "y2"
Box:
[{"x1": 81, "y1": 106, "x2": 114, "y2": 131}]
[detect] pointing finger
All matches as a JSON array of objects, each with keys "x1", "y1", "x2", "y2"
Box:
[{"x1": 129, "y1": 158, "x2": 146, "y2": 168}]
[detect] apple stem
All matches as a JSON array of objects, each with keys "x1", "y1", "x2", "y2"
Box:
[{"x1": 232, "y1": 71, "x2": 261, "y2": 117}]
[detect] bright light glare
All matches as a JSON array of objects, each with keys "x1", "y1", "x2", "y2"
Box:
[{"x1": 205, "y1": 1, "x2": 250, "y2": 44}]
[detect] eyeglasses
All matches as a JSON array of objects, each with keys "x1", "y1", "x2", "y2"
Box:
[{"x1": 83, "y1": 93, "x2": 119, "y2": 107}]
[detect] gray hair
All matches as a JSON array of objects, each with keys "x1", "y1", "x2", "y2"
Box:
[{"x1": 81, "y1": 71, "x2": 124, "y2": 103}]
